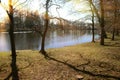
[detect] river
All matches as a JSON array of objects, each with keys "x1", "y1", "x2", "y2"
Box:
[{"x1": 0, "y1": 30, "x2": 100, "y2": 51}]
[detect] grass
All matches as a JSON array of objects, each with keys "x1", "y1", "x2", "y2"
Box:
[{"x1": 0, "y1": 34, "x2": 120, "y2": 80}]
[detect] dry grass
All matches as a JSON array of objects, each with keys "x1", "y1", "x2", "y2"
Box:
[{"x1": 0, "y1": 34, "x2": 120, "y2": 80}]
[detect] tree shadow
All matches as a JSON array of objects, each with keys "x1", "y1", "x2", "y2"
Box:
[
  {"x1": 4, "y1": 56, "x2": 18, "y2": 80},
  {"x1": 104, "y1": 36, "x2": 120, "y2": 47},
  {"x1": 104, "y1": 42, "x2": 120, "y2": 47},
  {"x1": 4, "y1": 56, "x2": 32, "y2": 80},
  {"x1": 42, "y1": 53, "x2": 120, "y2": 80}
]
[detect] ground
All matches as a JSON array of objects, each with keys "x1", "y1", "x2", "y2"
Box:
[{"x1": 0, "y1": 34, "x2": 120, "y2": 80}]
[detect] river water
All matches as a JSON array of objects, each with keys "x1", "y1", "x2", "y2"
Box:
[{"x1": 0, "y1": 30, "x2": 99, "y2": 51}]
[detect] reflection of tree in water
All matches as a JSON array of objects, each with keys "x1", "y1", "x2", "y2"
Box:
[
  {"x1": 15, "y1": 33, "x2": 41, "y2": 50},
  {"x1": 45, "y1": 30, "x2": 99, "y2": 48}
]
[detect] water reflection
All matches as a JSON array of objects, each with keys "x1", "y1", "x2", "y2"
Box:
[
  {"x1": 45, "y1": 30, "x2": 99, "y2": 49},
  {"x1": 15, "y1": 32, "x2": 41, "y2": 50},
  {"x1": 0, "y1": 33, "x2": 10, "y2": 51},
  {"x1": 0, "y1": 30, "x2": 99, "y2": 51}
]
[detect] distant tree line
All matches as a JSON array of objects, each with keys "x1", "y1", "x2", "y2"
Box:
[{"x1": 10, "y1": 10, "x2": 96, "y2": 31}]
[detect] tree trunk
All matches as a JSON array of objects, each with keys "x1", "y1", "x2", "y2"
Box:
[
  {"x1": 100, "y1": 0, "x2": 105, "y2": 45},
  {"x1": 8, "y1": 0, "x2": 19, "y2": 80},
  {"x1": 112, "y1": 0, "x2": 117, "y2": 39},
  {"x1": 116, "y1": 29, "x2": 119, "y2": 36},
  {"x1": 92, "y1": 18, "x2": 95, "y2": 42},
  {"x1": 103, "y1": 29, "x2": 107, "y2": 38},
  {"x1": 40, "y1": 0, "x2": 50, "y2": 55},
  {"x1": 40, "y1": 18, "x2": 48, "y2": 54},
  {"x1": 100, "y1": 26, "x2": 104, "y2": 45},
  {"x1": 89, "y1": 0, "x2": 105, "y2": 45},
  {"x1": 112, "y1": 27, "x2": 115, "y2": 40},
  {"x1": 90, "y1": 4, "x2": 95, "y2": 42},
  {"x1": 9, "y1": 17, "x2": 19, "y2": 80}
]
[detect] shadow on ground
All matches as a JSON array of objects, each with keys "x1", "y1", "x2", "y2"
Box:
[{"x1": 42, "y1": 53, "x2": 120, "y2": 80}]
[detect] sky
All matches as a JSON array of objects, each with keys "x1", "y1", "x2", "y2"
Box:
[
  {"x1": 0, "y1": 0, "x2": 92, "y2": 22},
  {"x1": 0, "y1": 6, "x2": 8, "y2": 22}
]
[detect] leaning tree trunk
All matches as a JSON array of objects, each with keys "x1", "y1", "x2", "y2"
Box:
[
  {"x1": 8, "y1": 0, "x2": 19, "y2": 80},
  {"x1": 40, "y1": 0, "x2": 50, "y2": 54}
]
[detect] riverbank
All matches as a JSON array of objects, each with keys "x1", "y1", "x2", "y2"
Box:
[{"x1": 0, "y1": 34, "x2": 120, "y2": 80}]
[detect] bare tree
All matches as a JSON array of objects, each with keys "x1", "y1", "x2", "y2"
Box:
[
  {"x1": 88, "y1": 0, "x2": 95, "y2": 42},
  {"x1": 99, "y1": 0, "x2": 105, "y2": 45},
  {"x1": 88, "y1": 0, "x2": 106, "y2": 45},
  {"x1": 0, "y1": 0, "x2": 29, "y2": 79},
  {"x1": 0, "y1": 0, "x2": 18, "y2": 79},
  {"x1": 112, "y1": 0, "x2": 118, "y2": 40},
  {"x1": 40, "y1": 0, "x2": 51, "y2": 54}
]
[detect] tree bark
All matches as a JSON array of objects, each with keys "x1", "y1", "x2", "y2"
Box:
[
  {"x1": 103, "y1": 29, "x2": 107, "y2": 38},
  {"x1": 100, "y1": 26, "x2": 104, "y2": 45},
  {"x1": 100, "y1": 0, "x2": 105, "y2": 45},
  {"x1": 40, "y1": 0, "x2": 50, "y2": 54},
  {"x1": 40, "y1": 16, "x2": 49, "y2": 54},
  {"x1": 112, "y1": 0, "x2": 118, "y2": 40},
  {"x1": 112, "y1": 27, "x2": 115, "y2": 40},
  {"x1": 92, "y1": 15, "x2": 95, "y2": 42},
  {"x1": 8, "y1": 0, "x2": 19, "y2": 80},
  {"x1": 116, "y1": 29, "x2": 119, "y2": 36},
  {"x1": 90, "y1": 2, "x2": 95, "y2": 42},
  {"x1": 89, "y1": 0, "x2": 105, "y2": 45}
]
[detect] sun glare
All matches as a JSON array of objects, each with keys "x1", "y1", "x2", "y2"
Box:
[
  {"x1": 0, "y1": 1, "x2": 9, "y2": 32},
  {"x1": 0, "y1": 0, "x2": 9, "y2": 21},
  {"x1": 0, "y1": 6, "x2": 8, "y2": 32},
  {"x1": 0, "y1": 6, "x2": 8, "y2": 22}
]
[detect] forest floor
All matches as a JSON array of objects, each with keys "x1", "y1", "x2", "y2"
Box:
[{"x1": 0, "y1": 33, "x2": 120, "y2": 80}]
